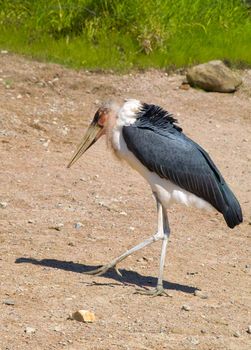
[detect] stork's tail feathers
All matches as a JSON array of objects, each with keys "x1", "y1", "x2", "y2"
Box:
[{"x1": 221, "y1": 184, "x2": 243, "y2": 229}]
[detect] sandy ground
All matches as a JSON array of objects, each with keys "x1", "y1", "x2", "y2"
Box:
[{"x1": 0, "y1": 53, "x2": 250, "y2": 350}]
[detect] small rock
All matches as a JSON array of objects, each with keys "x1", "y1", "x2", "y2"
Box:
[
  {"x1": 17, "y1": 94, "x2": 22, "y2": 99},
  {"x1": 53, "y1": 325, "x2": 62, "y2": 332},
  {"x1": 1, "y1": 50, "x2": 8, "y2": 54},
  {"x1": 61, "y1": 127, "x2": 69, "y2": 136},
  {"x1": 187, "y1": 271, "x2": 198, "y2": 276},
  {"x1": 233, "y1": 331, "x2": 241, "y2": 338},
  {"x1": 181, "y1": 304, "x2": 191, "y2": 311},
  {"x1": 49, "y1": 223, "x2": 64, "y2": 231},
  {"x1": 28, "y1": 219, "x2": 35, "y2": 224},
  {"x1": 58, "y1": 341, "x2": 67, "y2": 346},
  {"x1": 119, "y1": 211, "x2": 127, "y2": 216},
  {"x1": 189, "y1": 336, "x2": 199, "y2": 345},
  {"x1": 43, "y1": 139, "x2": 50, "y2": 148},
  {"x1": 247, "y1": 325, "x2": 251, "y2": 334},
  {"x1": 0, "y1": 202, "x2": 8, "y2": 209},
  {"x1": 74, "y1": 222, "x2": 83, "y2": 230},
  {"x1": 194, "y1": 290, "x2": 208, "y2": 299},
  {"x1": 179, "y1": 82, "x2": 190, "y2": 90},
  {"x1": 25, "y1": 326, "x2": 36, "y2": 334},
  {"x1": 3, "y1": 299, "x2": 15, "y2": 305},
  {"x1": 71, "y1": 310, "x2": 95, "y2": 323}
]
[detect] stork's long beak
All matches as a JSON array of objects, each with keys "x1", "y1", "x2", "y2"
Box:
[{"x1": 67, "y1": 121, "x2": 102, "y2": 168}]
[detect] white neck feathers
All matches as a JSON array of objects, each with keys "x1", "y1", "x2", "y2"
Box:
[{"x1": 117, "y1": 99, "x2": 142, "y2": 126}]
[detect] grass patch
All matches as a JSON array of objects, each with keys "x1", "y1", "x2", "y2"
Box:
[{"x1": 0, "y1": 0, "x2": 251, "y2": 71}]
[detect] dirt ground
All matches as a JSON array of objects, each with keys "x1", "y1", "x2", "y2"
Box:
[{"x1": 0, "y1": 53, "x2": 250, "y2": 350}]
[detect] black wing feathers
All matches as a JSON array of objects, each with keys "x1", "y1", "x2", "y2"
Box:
[
  {"x1": 122, "y1": 104, "x2": 242, "y2": 228},
  {"x1": 196, "y1": 145, "x2": 242, "y2": 227},
  {"x1": 135, "y1": 103, "x2": 182, "y2": 132}
]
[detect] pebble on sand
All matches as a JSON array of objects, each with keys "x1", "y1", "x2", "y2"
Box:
[
  {"x1": 49, "y1": 223, "x2": 64, "y2": 231},
  {"x1": 25, "y1": 327, "x2": 36, "y2": 334},
  {"x1": 3, "y1": 299, "x2": 15, "y2": 306},
  {"x1": 0, "y1": 202, "x2": 8, "y2": 209},
  {"x1": 74, "y1": 222, "x2": 83, "y2": 229},
  {"x1": 233, "y1": 331, "x2": 241, "y2": 338},
  {"x1": 181, "y1": 305, "x2": 191, "y2": 311},
  {"x1": 194, "y1": 290, "x2": 208, "y2": 299},
  {"x1": 71, "y1": 310, "x2": 96, "y2": 323}
]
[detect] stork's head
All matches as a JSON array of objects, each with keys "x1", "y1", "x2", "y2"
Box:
[{"x1": 67, "y1": 101, "x2": 118, "y2": 168}]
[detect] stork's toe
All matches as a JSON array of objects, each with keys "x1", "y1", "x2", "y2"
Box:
[{"x1": 135, "y1": 285, "x2": 172, "y2": 297}]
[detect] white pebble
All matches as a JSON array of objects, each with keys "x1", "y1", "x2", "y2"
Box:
[
  {"x1": 181, "y1": 304, "x2": 191, "y2": 311},
  {"x1": 25, "y1": 326, "x2": 36, "y2": 334},
  {"x1": 0, "y1": 202, "x2": 8, "y2": 209},
  {"x1": 194, "y1": 290, "x2": 208, "y2": 299}
]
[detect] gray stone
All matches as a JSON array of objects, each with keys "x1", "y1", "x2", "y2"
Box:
[
  {"x1": 186, "y1": 60, "x2": 242, "y2": 92},
  {"x1": 247, "y1": 325, "x2": 251, "y2": 334},
  {"x1": 74, "y1": 222, "x2": 83, "y2": 230},
  {"x1": 3, "y1": 299, "x2": 15, "y2": 305}
]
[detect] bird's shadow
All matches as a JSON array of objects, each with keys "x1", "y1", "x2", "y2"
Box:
[{"x1": 15, "y1": 257, "x2": 198, "y2": 294}]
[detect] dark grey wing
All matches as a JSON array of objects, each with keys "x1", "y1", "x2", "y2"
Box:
[{"x1": 122, "y1": 125, "x2": 242, "y2": 228}]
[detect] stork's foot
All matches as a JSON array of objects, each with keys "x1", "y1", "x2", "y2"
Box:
[
  {"x1": 135, "y1": 285, "x2": 172, "y2": 297},
  {"x1": 84, "y1": 264, "x2": 122, "y2": 277}
]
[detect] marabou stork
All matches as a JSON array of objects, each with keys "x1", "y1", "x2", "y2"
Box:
[{"x1": 67, "y1": 99, "x2": 243, "y2": 296}]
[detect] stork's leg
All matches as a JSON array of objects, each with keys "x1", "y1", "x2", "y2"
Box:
[
  {"x1": 84, "y1": 232, "x2": 162, "y2": 277},
  {"x1": 136, "y1": 206, "x2": 171, "y2": 296},
  {"x1": 84, "y1": 195, "x2": 164, "y2": 277}
]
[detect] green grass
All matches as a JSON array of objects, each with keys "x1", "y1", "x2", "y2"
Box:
[{"x1": 0, "y1": 0, "x2": 251, "y2": 71}]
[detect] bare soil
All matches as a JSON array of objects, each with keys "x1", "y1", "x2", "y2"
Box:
[{"x1": 0, "y1": 53, "x2": 250, "y2": 350}]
